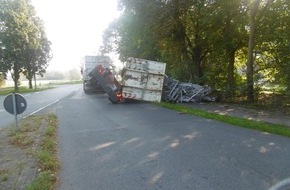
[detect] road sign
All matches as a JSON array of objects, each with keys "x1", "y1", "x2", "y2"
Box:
[{"x1": 3, "y1": 93, "x2": 27, "y2": 115}]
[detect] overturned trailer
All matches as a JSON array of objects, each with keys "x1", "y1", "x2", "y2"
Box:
[
  {"x1": 89, "y1": 57, "x2": 166, "y2": 103},
  {"x1": 89, "y1": 57, "x2": 214, "y2": 103},
  {"x1": 121, "y1": 57, "x2": 166, "y2": 102}
]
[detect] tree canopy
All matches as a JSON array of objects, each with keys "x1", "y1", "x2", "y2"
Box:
[
  {"x1": 0, "y1": 0, "x2": 51, "y2": 91},
  {"x1": 102, "y1": 0, "x2": 290, "y2": 103}
]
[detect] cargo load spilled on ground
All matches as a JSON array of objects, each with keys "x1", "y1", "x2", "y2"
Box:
[
  {"x1": 86, "y1": 56, "x2": 214, "y2": 103},
  {"x1": 163, "y1": 76, "x2": 214, "y2": 103}
]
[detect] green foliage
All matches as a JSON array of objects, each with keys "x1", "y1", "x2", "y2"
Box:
[
  {"x1": 0, "y1": 86, "x2": 52, "y2": 95},
  {"x1": 0, "y1": 0, "x2": 51, "y2": 91},
  {"x1": 102, "y1": 2, "x2": 162, "y2": 62},
  {"x1": 103, "y1": 0, "x2": 290, "y2": 104}
]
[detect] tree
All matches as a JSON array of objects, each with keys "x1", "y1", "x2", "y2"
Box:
[
  {"x1": 102, "y1": 0, "x2": 163, "y2": 62},
  {"x1": 113, "y1": 0, "x2": 219, "y2": 83},
  {"x1": 246, "y1": 0, "x2": 274, "y2": 103},
  {"x1": 103, "y1": 0, "x2": 289, "y2": 104},
  {"x1": 22, "y1": 4, "x2": 52, "y2": 89},
  {"x1": 23, "y1": 20, "x2": 52, "y2": 89},
  {"x1": 255, "y1": 0, "x2": 290, "y2": 94},
  {"x1": 0, "y1": 0, "x2": 50, "y2": 91},
  {"x1": 209, "y1": 0, "x2": 248, "y2": 99},
  {"x1": 0, "y1": 0, "x2": 28, "y2": 91}
]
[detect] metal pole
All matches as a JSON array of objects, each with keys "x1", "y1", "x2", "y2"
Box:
[{"x1": 12, "y1": 93, "x2": 18, "y2": 130}]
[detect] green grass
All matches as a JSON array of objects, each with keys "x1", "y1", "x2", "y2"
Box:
[
  {"x1": 8, "y1": 116, "x2": 41, "y2": 147},
  {"x1": 26, "y1": 114, "x2": 59, "y2": 190},
  {"x1": 0, "y1": 86, "x2": 53, "y2": 96},
  {"x1": 0, "y1": 169, "x2": 9, "y2": 182},
  {"x1": 7, "y1": 114, "x2": 59, "y2": 190},
  {"x1": 0, "y1": 80, "x2": 81, "y2": 96},
  {"x1": 159, "y1": 102, "x2": 290, "y2": 138},
  {"x1": 25, "y1": 171, "x2": 54, "y2": 190},
  {"x1": 5, "y1": 114, "x2": 56, "y2": 189}
]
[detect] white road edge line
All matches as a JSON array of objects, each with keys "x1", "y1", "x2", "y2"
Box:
[{"x1": 23, "y1": 99, "x2": 60, "y2": 119}]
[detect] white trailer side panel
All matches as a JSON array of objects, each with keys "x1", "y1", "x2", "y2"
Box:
[
  {"x1": 125, "y1": 57, "x2": 166, "y2": 74},
  {"x1": 122, "y1": 57, "x2": 166, "y2": 102},
  {"x1": 122, "y1": 86, "x2": 163, "y2": 102},
  {"x1": 122, "y1": 70, "x2": 164, "y2": 91}
]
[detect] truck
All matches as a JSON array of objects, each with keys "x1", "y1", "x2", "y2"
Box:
[
  {"x1": 81, "y1": 55, "x2": 112, "y2": 93},
  {"x1": 89, "y1": 57, "x2": 167, "y2": 103}
]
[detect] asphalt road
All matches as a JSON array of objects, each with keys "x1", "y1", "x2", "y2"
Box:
[
  {"x1": 0, "y1": 84, "x2": 80, "y2": 128},
  {"x1": 55, "y1": 85, "x2": 290, "y2": 190}
]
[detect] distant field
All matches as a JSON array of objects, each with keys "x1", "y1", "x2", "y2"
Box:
[{"x1": 3, "y1": 80, "x2": 80, "y2": 87}]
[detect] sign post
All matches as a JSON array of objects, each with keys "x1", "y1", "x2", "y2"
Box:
[
  {"x1": 12, "y1": 93, "x2": 19, "y2": 129},
  {"x1": 3, "y1": 93, "x2": 27, "y2": 130}
]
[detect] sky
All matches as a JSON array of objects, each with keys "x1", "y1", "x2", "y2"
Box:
[{"x1": 31, "y1": 0, "x2": 121, "y2": 71}]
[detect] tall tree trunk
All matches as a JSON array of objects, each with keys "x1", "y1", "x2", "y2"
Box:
[
  {"x1": 28, "y1": 78, "x2": 33, "y2": 89},
  {"x1": 226, "y1": 48, "x2": 236, "y2": 99},
  {"x1": 246, "y1": 0, "x2": 260, "y2": 103},
  {"x1": 13, "y1": 79, "x2": 18, "y2": 92},
  {"x1": 193, "y1": 18, "x2": 202, "y2": 84},
  {"x1": 13, "y1": 63, "x2": 19, "y2": 92},
  {"x1": 26, "y1": 69, "x2": 33, "y2": 89},
  {"x1": 224, "y1": 9, "x2": 236, "y2": 100},
  {"x1": 34, "y1": 74, "x2": 37, "y2": 90},
  {"x1": 194, "y1": 45, "x2": 202, "y2": 84},
  {"x1": 186, "y1": 61, "x2": 193, "y2": 83}
]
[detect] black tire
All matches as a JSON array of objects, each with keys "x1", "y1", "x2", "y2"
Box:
[{"x1": 83, "y1": 83, "x2": 89, "y2": 94}]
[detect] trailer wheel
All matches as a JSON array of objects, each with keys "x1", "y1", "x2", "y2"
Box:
[{"x1": 83, "y1": 83, "x2": 89, "y2": 94}]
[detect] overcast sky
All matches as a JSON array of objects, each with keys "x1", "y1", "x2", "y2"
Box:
[{"x1": 31, "y1": 0, "x2": 121, "y2": 71}]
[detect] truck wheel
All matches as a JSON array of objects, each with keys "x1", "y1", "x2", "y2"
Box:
[{"x1": 83, "y1": 83, "x2": 89, "y2": 94}]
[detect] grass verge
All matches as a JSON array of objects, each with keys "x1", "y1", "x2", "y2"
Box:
[
  {"x1": 6, "y1": 114, "x2": 59, "y2": 190},
  {"x1": 159, "y1": 102, "x2": 290, "y2": 138},
  {"x1": 0, "y1": 80, "x2": 81, "y2": 96},
  {"x1": 0, "y1": 86, "x2": 53, "y2": 96},
  {"x1": 26, "y1": 114, "x2": 59, "y2": 190}
]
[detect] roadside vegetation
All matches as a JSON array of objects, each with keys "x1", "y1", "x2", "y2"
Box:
[
  {"x1": 0, "y1": 0, "x2": 52, "y2": 92},
  {"x1": 0, "y1": 114, "x2": 59, "y2": 190},
  {"x1": 0, "y1": 80, "x2": 81, "y2": 96},
  {"x1": 25, "y1": 114, "x2": 59, "y2": 190},
  {"x1": 102, "y1": 0, "x2": 290, "y2": 108},
  {"x1": 0, "y1": 86, "x2": 52, "y2": 96},
  {"x1": 160, "y1": 102, "x2": 290, "y2": 138}
]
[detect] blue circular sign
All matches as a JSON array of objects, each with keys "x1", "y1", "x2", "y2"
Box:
[{"x1": 3, "y1": 93, "x2": 27, "y2": 115}]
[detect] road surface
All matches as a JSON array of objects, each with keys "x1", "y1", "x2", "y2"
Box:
[
  {"x1": 0, "y1": 84, "x2": 80, "y2": 128},
  {"x1": 54, "y1": 85, "x2": 290, "y2": 190}
]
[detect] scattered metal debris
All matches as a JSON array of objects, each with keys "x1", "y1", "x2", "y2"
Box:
[{"x1": 163, "y1": 76, "x2": 215, "y2": 103}]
